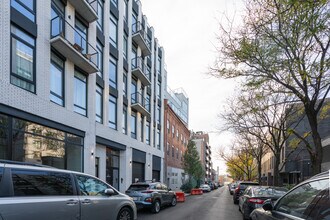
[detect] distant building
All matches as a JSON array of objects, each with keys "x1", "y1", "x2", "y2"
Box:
[
  {"x1": 191, "y1": 131, "x2": 213, "y2": 181},
  {"x1": 164, "y1": 98, "x2": 190, "y2": 190}
]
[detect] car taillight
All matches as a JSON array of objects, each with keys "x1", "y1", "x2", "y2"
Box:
[
  {"x1": 145, "y1": 197, "x2": 153, "y2": 202},
  {"x1": 235, "y1": 186, "x2": 240, "y2": 193},
  {"x1": 248, "y1": 198, "x2": 264, "y2": 204}
]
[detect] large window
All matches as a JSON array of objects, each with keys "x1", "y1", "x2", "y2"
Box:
[
  {"x1": 108, "y1": 95, "x2": 117, "y2": 130},
  {"x1": 109, "y1": 15, "x2": 117, "y2": 48},
  {"x1": 96, "y1": 85, "x2": 103, "y2": 123},
  {"x1": 146, "y1": 121, "x2": 150, "y2": 145},
  {"x1": 123, "y1": 35, "x2": 128, "y2": 61},
  {"x1": 74, "y1": 69, "x2": 87, "y2": 116},
  {"x1": 131, "y1": 112, "x2": 136, "y2": 139},
  {"x1": 157, "y1": 82, "x2": 161, "y2": 99},
  {"x1": 0, "y1": 116, "x2": 83, "y2": 171},
  {"x1": 50, "y1": 52, "x2": 64, "y2": 106},
  {"x1": 11, "y1": 25, "x2": 36, "y2": 93},
  {"x1": 96, "y1": 40, "x2": 103, "y2": 78},
  {"x1": 123, "y1": 71, "x2": 127, "y2": 97},
  {"x1": 132, "y1": 11, "x2": 137, "y2": 33},
  {"x1": 110, "y1": 0, "x2": 118, "y2": 8},
  {"x1": 51, "y1": 0, "x2": 65, "y2": 37},
  {"x1": 157, "y1": 129, "x2": 161, "y2": 150},
  {"x1": 96, "y1": 0, "x2": 104, "y2": 30},
  {"x1": 11, "y1": 0, "x2": 36, "y2": 22},
  {"x1": 74, "y1": 17, "x2": 88, "y2": 54},
  {"x1": 140, "y1": 116, "x2": 144, "y2": 142},
  {"x1": 123, "y1": 0, "x2": 128, "y2": 22},
  {"x1": 122, "y1": 105, "x2": 127, "y2": 134},
  {"x1": 109, "y1": 56, "x2": 117, "y2": 89},
  {"x1": 131, "y1": 78, "x2": 137, "y2": 103},
  {"x1": 157, "y1": 56, "x2": 161, "y2": 74}
]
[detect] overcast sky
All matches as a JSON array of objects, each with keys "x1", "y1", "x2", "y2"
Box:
[{"x1": 140, "y1": 0, "x2": 245, "y2": 174}]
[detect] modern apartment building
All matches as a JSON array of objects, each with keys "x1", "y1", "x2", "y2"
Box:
[
  {"x1": 191, "y1": 131, "x2": 213, "y2": 181},
  {"x1": 164, "y1": 90, "x2": 190, "y2": 190},
  {"x1": 0, "y1": 0, "x2": 165, "y2": 192}
]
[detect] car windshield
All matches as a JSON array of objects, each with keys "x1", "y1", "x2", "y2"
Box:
[{"x1": 253, "y1": 187, "x2": 287, "y2": 197}]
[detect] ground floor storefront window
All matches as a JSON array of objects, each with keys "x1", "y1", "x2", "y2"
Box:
[{"x1": 0, "y1": 113, "x2": 83, "y2": 171}]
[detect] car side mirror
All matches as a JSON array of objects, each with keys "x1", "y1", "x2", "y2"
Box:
[
  {"x1": 262, "y1": 199, "x2": 273, "y2": 211},
  {"x1": 105, "y1": 188, "x2": 115, "y2": 196}
]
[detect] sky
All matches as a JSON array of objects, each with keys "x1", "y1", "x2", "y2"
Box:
[{"x1": 140, "y1": 0, "x2": 245, "y2": 174}]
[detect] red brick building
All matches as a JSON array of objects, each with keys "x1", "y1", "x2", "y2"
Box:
[{"x1": 164, "y1": 99, "x2": 190, "y2": 190}]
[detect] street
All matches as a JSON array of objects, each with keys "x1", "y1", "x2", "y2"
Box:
[{"x1": 137, "y1": 186, "x2": 242, "y2": 220}]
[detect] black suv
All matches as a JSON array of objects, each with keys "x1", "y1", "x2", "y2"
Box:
[
  {"x1": 233, "y1": 181, "x2": 259, "y2": 204},
  {"x1": 250, "y1": 171, "x2": 330, "y2": 220},
  {"x1": 125, "y1": 182, "x2": 177, "y2": 213}
]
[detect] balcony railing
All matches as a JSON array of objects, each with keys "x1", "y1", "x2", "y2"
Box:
[
  {"x1": 50, "y1": 16, "x2": 98, "y2": 73},
  {"x1": 131, "y1": 57, "x2": 151, "y2": 86},
  {"x1": 67, "y1": 0, "x2": 98, "y2": 23},
  {"x1": 131, "y1": 92, "x2": 150, "y2": 116},
  {"x1": 132, "y1": 22, "x2": 151, "y2": 57}
]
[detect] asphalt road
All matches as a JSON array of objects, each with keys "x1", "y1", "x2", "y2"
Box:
[{"x1": 137, "y1": 186, "x2": 242, "y2": 220}]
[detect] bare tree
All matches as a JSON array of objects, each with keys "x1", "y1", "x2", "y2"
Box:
[{"x1": 212, "y1": 0, "x2": 330, "y2": 174}]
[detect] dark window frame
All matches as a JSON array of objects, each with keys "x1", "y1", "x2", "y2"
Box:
[
  {"x1": 96, "y1": 85, "x2": 103, "y2": 123},
  {"x1": 73, "y1": 69, "x2": 88, "y2": 116},
  {"x1": 50, "y1": 51, "x2": 65, "y2": 106},
  {"x1": 10, "y1": 24, "x2": 36, "y2": 93},
  {"x1": 108, "y1": 95, "x2": 117, "y2": 130},
  {"x1": 11, "y1": 0, "x2": 36, "y2": 22}
]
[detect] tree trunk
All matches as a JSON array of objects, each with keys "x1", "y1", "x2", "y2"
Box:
[
  {"x1": 273, "y1": 153, "x2": 280, "y2": 186},
  {"x1": 257, "y1": 159, "x2": 262, "y2": 184},
  {"x1": 305, "y1": 107, "x2": 323, "y2": 175}
]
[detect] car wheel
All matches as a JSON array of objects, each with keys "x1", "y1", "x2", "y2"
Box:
[
  {"x1": 171, "y1": 196, "x2": 177, "y2": 206},
  {"x1": 151, "y1": 200, "x2": 161, "y2": 213},
  {"x1": 117, "y1": 207, "x2": 133, "y2": 220}
]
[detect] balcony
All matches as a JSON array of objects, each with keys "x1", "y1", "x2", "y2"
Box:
[
  {"x1": 131, "y1": 57, "x2": 151, "y2": 86},
  {"x1": 50, "y1": 16, "x2": 98, "y2": 74},
  {"x1": 131, "y1": 92, "x2": 150, "y2": 117},
  {"x1": 132, "y1": 22, "x2": 151, "y2": 57},
  {"x1": 67, "y1": 0, "x2": 98, "y2": 23}
]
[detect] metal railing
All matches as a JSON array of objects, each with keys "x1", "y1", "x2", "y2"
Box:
[
  {"x1": 131, "y1": 92, "x2": 150, "y2": 111},
  {"x1": 131, "y1": 57, "x2": 150, "y2": 80},
  {"x1": 132, "y1": 21, "x2": 151, "y2": 49},
  {"x1": 51, "y1": 16, "x2": 98, "y2": 68}
]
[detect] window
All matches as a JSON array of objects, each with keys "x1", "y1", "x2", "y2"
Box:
[
  {"x1": 172, "y1": 125, "x2": 175, "y2": 137},
  {"x1": 122, "y1": 105, "x2": 127, "y2": 134},
  {"x1": 110, "y1": 0, "x2": 117, "y2": 8},
  {"x1": 123, "y1": 35, "x2": 128, "y2": 61},
  {"x1": 109, "y1": 95, "x2": 117, "y2": 129},
  {"x1": 123, "y1": 0, "x2": 128, "y2": 22},
  {"x1": 96, "y1": 40, "x2": 103, "y2": 78},
  {"x1": 275, "y1": 179, "x2": 328, "y2": 219},
  {"x1": 157, "y1": 56, "x2": 161, "y2": 74},
  {"x1": 172, "y1": 146, "x2": 174, "y2": 157},
  {"x1": 123, "y1": 71, "x2": 127, "y2": 97},
  {"x1": 50, "y1": 52, "x2": 64, "y2": 106},
  {"x1": 96, "y1": 0, "x2": 104, "y2": 30},
  {"x1": 131, "y1": 112, "x2": 137, "y2": 139},
  {"x1": 12, "y1": 169, "x2": 73, "y2": 196},
  {"x1": 51, "y1": 0, "x2": 64, "y2": 37},
  {"x1": 131, "y1": 46, "x2": 137, "y2": 68},
  {"x1": 132, "y1": 11, "x2": 137, "y2": 33},
  {"x1": 140, "y1": 116, "x2": 144, "y2": 142},
  {"x1": 176, "y1": 148, "x2": 179, "y2": 159},
  {"x1": 157, "y1": 82, "x2": 161, "y2": 99},
  {"x1": 167, "y1": 120, "x2": 170, "y2": 133},
  {"x1": 109, "y1": 56, "x2": 117, "y2": 89},
  {"x1": 74, "y1": 17, "x2": 88, "y2": 54},
  {"x1": 167, "y1": 143, "x2": 169, "y2": 155},
  {"x1": 11, "y1": 0, "x2": 36, "y2": 22},
  {"x1": 76, "y1": 174, "x2": 111, "y2": 196},
  {"x1": 146, "y1": 93, "x2": 151, "y2": 112},
  {"x1": 109, "y1": 15, "x2": 117, "y2": 48},
  {"x1": 74, "y1": 69, "x2": 87, "y2": 116},
  {"x1": 157, "y1": 129, "x2": 160, "y2": 150},
  {"x1": 146, "y1": 121, "x2": 150, "y2": 145},
  {"x1": 11, "y1": 25, "x2": 36, "y2": 93},
  {"x1": 131, "y1": 78, "x2": 137, "y2": 103},
  {"x1": 157, "y1": 106, "x2": 161, "y2": 124},
  {"x1": 96, "y1": 85, "x2": 103, "y2": 123}
]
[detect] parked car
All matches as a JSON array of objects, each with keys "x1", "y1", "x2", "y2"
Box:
[
  {"x1": 125, "y1": 182, "x2": 176, "y2": 213},
  {"x1": 233, "y1": 181, "x2": 259, "y2": 204},
  {"x1": 200, "y1": 184, "x2": 211, "y2": 192},
  {"x1": 250, "y1": 171, "x2": 330, "y2": 220},
  {"x1": 229, "y1": 182, "x2": 238, "y2": 195},
  {"x1": 0, "y1": 160, "x2": 137, "y2": 220},
  {"x1": 239, "y1": 186, "x2": 288, "y2": 220}
]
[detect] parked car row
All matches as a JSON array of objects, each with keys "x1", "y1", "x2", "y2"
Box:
[{"x1": 230, "y1": 171, "x2": 330, "y2": 220}]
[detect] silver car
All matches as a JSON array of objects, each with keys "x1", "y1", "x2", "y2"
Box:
[{"x1": 0, "y1": 160, "x2": 137, "y2": 220}]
